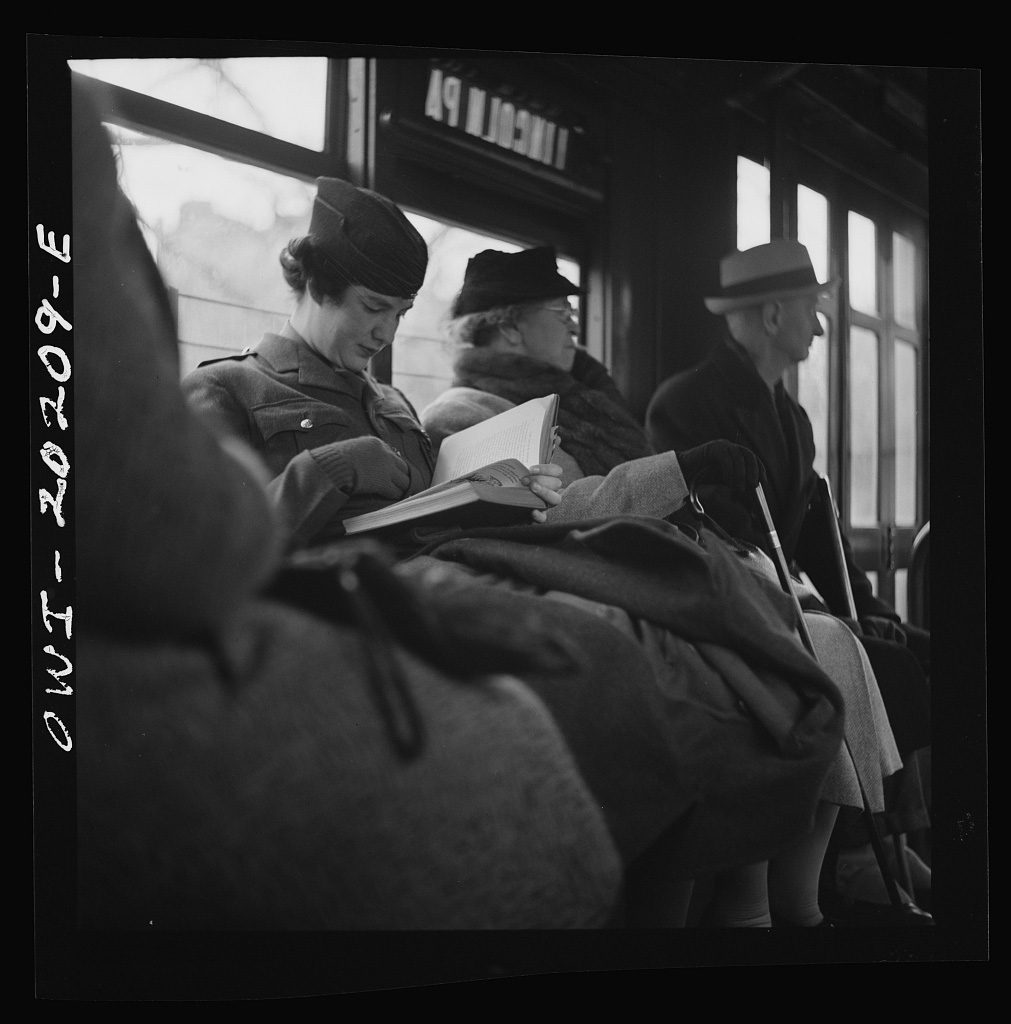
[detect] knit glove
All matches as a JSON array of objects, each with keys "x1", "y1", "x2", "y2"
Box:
[
  {"x1": 315, "y1": 436, "x2": 411, "y2": 499},
  {"x1": 677, "y1": 440, "x2": 766, "y2": 495}
]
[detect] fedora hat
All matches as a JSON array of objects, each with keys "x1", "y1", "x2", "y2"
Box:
[
  {"x1": 309, "y1": 177, "x2": 429, "y2": 297},
  {"x1": 451, "y1": 246, "x2": 580, "y2": 318},
  {"x1": 704, "y1": 240, "x2": 838, "y2": 314}
]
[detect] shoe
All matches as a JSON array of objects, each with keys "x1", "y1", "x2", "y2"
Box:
[
  {"x1": 913, "y1": 889, "x2": 932, "y2": 914},
  {"x1": 886, "y1": 843, "x2": 932, "y2": 912},
  {"x1": 896, "y1": 902, "x2": 935, "y2": 927},
  {"x1": 834, "y1": 845, "x2": 934, "y2": 924},
  {"x1": 833, "y1": 899, "x2": 935, "y2": 927}
]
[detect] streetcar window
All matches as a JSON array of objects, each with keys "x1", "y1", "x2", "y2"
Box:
[
  {"x1": 798, "y1": 314, "x2": 831, "y2": 480},
  {"x1": 101, "y1": 122, "x2": 316, "y2": 378},
  {"x1": 848, "y1": 324, "x2": 880, "y2": 528},
  {"x1": 893, "y1": 231, "x2": 919, "y2": 331},
  {"x1": 848, "y1": 210, "x2": 878, "y2": 316},
  {"x1": 68, "y1": 57, "x2": 329, "y2": 152},
  {"x1": 894, "y1": 568, "x2": 909, "y2": 623},
  {"x1": 797, "y1": 185, "x2": 832, "y2": 479},
  {"x1": 798, "y1": 185, "x2": 830, "y2": 285},
  {"x1": 736, "y1": 156, "x2": 770, "y2": 251},
  {"x1": 392, "y1": 221, "x2": 523, "y2": 412}
]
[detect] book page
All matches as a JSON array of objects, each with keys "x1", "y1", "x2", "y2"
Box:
[
  {"x1": 431, "y1": 395, "x2": 558, "y2": 486},
  {"x1": 457, "y1": 459, "x2": 531, "y2": 488},
  {"x1": 394, "y1": 459, "x2": 531, "y2": 502},
  {"x1": 341, "y1": 460, "x2": 544, "y2": 534}
]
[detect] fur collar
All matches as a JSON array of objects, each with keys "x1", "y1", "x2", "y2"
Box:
[{"x1": 451, "y1": 348, "x2": 653, "y2": 477}]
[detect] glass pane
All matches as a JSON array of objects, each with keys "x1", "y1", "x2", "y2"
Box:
[
  {"x1": 69, "y1": 57, "x2": 328, "y2": 152},
  {"x1": 848, "y1": 211, "x2": 878, "y2": 315},
  {"x1": 797, "y1": 184, "x2": 830, "y2": 284},
  {"x1": 865, "y1": 570, "x2": 878, "y2": 597},
  {"x1": 849, "y1": 325, "x2": 879, "y2": 526},
  {"x1": 893, "y1": 231, "x2": 918, "y2": 329},
  {"x1": 391, "y1": 221, "x2": 581, "y2": 413},
  {"x1": 737, "y1": 156, "x2": 770, "y2": 251},
  {"x1": 798, "y1": 313, "x2": 830, "y2": 477},
  {"x1": 392, "y1": 223, "x2": 522, "y2": 413},
  {"x1": 895, "y1": 339, "x2": 919, "y2": 526},
  {"x1": 105, "y1": 125, "x2": 316, "y2": 378},
  {"x1": 894, "y1": 568, "x2": 908, "y2": 623}
]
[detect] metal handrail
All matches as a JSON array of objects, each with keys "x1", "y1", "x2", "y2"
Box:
[{"x1": 907, "y1": 521, "x2": 930, "y2": 629}]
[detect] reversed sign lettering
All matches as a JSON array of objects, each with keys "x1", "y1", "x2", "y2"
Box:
[{"x1": 424, "y1": 67, "x2": 570, "y2": 173}]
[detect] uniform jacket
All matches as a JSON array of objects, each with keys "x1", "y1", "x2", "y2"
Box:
[
  {"x1": 646, "y1": 338, "x2": 897, "y2": 621},
  {"x1": 182, "y1": 334, "x2": 435, "y2": 548}
]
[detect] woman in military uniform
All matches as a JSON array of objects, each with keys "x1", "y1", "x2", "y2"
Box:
[{"x1": 182, "y1": 176, "x2": 564, "y2": 549}]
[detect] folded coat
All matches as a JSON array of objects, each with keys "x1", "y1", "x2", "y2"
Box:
[{"x1": 400, "y1": 513, "x2": 848, "y2": 875}]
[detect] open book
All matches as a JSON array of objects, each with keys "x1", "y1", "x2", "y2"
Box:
[{"x1": 342, "y1": 394, "x2": 559, "y2": 535}]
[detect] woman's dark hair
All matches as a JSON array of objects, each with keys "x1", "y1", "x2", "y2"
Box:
[{"x1": 279, "y1": 236, "x2": 351, "y2": 305}]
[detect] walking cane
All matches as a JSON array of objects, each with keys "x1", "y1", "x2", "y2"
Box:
[
  {"x1": 816, "y1": 473, "x2": 919, "y2": 898},
  {"x1": 748, "y1": 482, "x2": 933, "y2": 925},
  {"x1": 816, "y1": 474, "x2": 860, "y2": 621}
]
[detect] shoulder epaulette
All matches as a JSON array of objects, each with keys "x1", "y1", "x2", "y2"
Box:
[{"x1": 195, "y1": 348, "x2": 257, "y2": 368}]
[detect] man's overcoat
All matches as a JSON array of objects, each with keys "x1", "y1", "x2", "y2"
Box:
[{"x1": 647, "y1": 338, "x2": 897, "y2": 621}]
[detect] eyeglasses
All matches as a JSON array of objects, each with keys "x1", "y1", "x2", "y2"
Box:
[{"x1": 538, "y1": 303, "x2": 578, "y2": 322}]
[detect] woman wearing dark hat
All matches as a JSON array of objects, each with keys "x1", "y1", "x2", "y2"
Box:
[
  {"x1": 424, "y1": 246, "x2": 652, "y2": 478},
  {"x1": 182, "y1": 179, "x2": 565, "y2": 550},
  {"x1": 421, "y1": 246, "x2": 766, "y2": 521}
]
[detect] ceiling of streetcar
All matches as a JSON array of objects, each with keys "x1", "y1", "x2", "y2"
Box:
[{"x1": 548, "y1": 57, "x2": 929, "y2": 167}]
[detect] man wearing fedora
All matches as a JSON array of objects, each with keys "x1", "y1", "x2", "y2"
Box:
[
  {"x1": 646, "y1": 239, "x2": 934, "y2": 918},
  {"x1": 647, "y1": 238, "x2": 920, "y2": 634}
]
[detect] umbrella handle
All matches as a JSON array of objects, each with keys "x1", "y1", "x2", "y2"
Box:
[{"x1": 688, "y1": 479, "x2": 706, "y2": 516}]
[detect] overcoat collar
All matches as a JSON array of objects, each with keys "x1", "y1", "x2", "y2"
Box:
[{"x1": 715, "y1": 337, "x2": 777, "y2": 413}]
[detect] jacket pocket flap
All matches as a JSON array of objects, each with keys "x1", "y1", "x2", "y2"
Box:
[{"x1": 251, "y1": 401, "x2": 352, "y2": 442}]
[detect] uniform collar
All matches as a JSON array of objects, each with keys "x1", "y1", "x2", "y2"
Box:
[{"x1": 255, "y1": 332, "x2": 374, "y2": 394}]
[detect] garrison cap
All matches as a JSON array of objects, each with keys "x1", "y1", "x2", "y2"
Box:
[{"x1": 309, "y1": 177, "x2": 429, "y2": 297}]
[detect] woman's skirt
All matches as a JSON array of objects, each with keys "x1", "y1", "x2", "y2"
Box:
[{"x1": 804, "y1": 610, "x2": 903, "y2": 812}]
